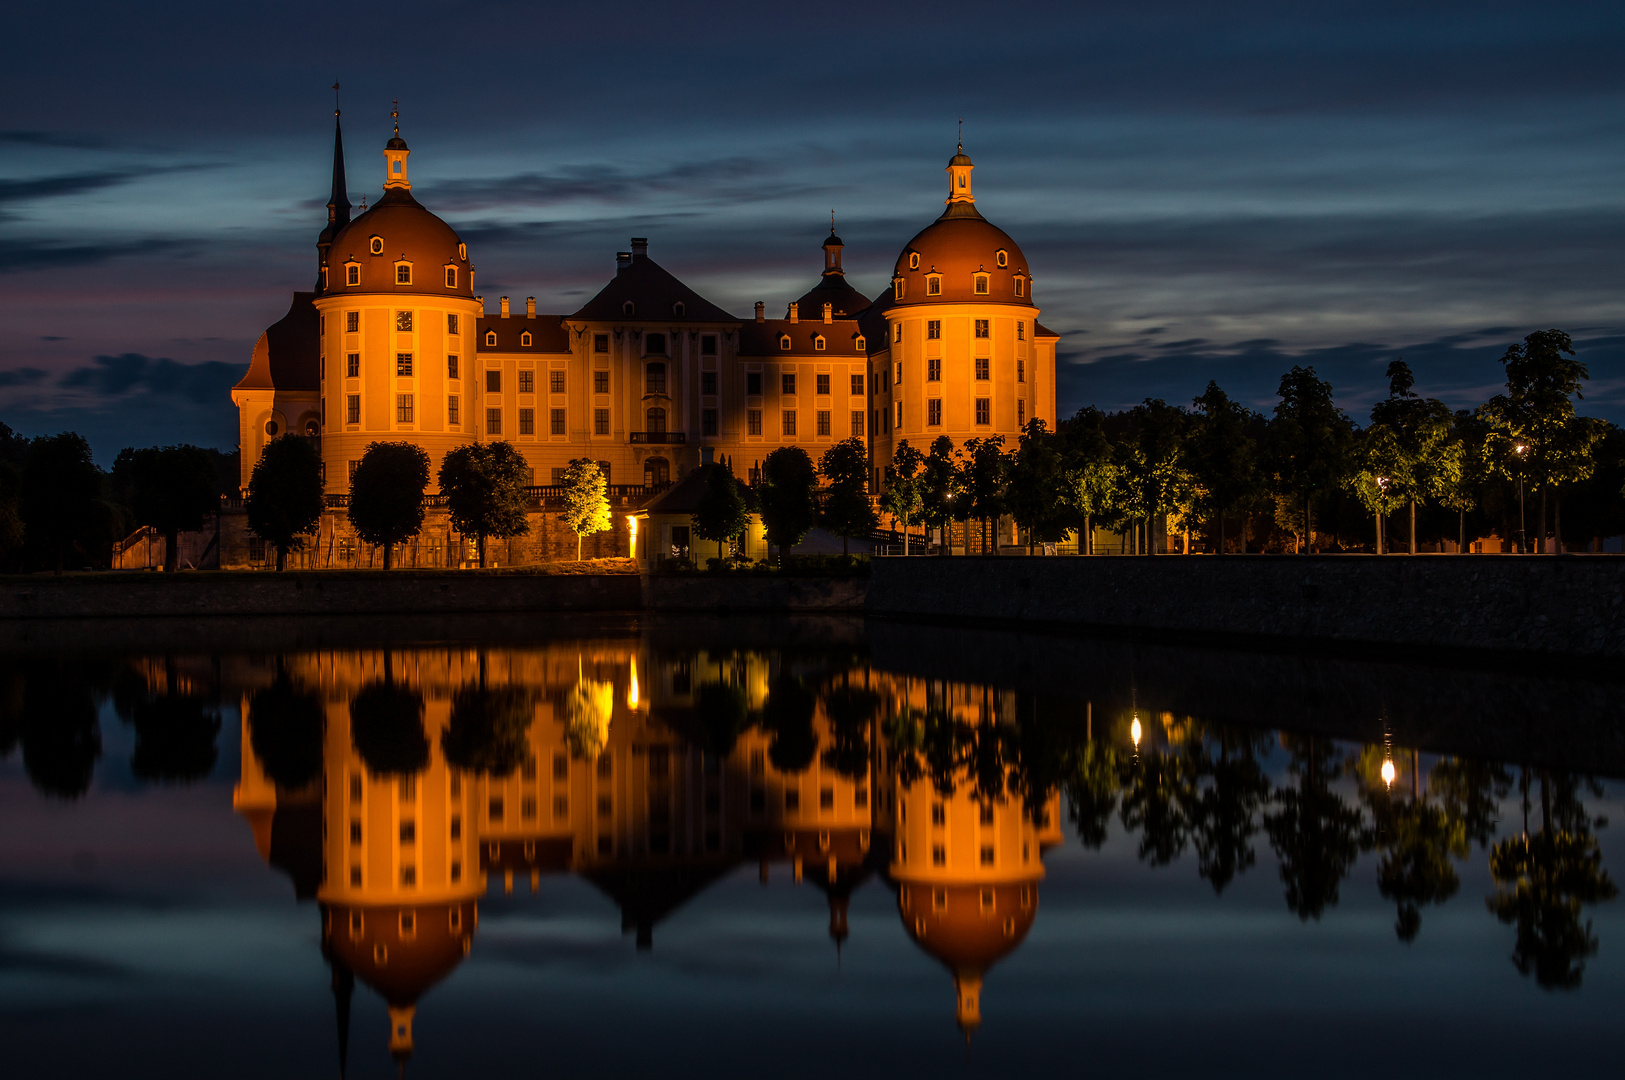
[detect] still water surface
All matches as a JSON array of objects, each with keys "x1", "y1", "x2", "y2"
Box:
[{"x1": 1, "y1": 615, "x2": 1621, "y2": 1078}]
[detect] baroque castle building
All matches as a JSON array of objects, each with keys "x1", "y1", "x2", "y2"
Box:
[{"x1": 232, "y1": 113, "x2": 1059, "y2": 512}]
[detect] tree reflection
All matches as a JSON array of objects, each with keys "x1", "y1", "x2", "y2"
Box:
[
  {"x1": 693, "y1": 679, "x2": 749, "y2": 757},
  {"x1": 444, "y1": 683, "x2": 535, "y2": 777},
  {"x1": 1063, "y1": 739, "x2": 1123, "y2": 849},
  {"x1": 349, "y1": 655, "x2": 427, "y2": 777},
  {"x1": 1265, "y1": 736, "x2": 1364, "y2": 920},
  {"x1": 247, "y1": 669, "x2": 325, "y2": 790},
  {"x1": 9, "y1": 659, "x2": 103, "y2": 799},
  {"x1": 820, "y1": 680, "x2": 880, "y2": 779},
  {"x1": 1487, "y1": 767, "x2": 1618, "y2": 989},
  {"x1": 1190, "y1": 725, "x2": 1273, "y2": 894},
  {"x1": 761, "y1": 673, "x2": 818, "y2": 773},
  {"x1": 112, "y1": 660, "x2": 221, "y2": 784},
  {"x1": 1118, "y1": 732, "x2": 1197, "y2": 866}
]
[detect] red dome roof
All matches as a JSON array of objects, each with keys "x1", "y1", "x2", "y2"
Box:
[
  {"x1": 320, "y1": 187, "x2": 473, "y2": 299},
  {"x1": 892, "y1": 205, "x2": 1031, "y2": 307}
]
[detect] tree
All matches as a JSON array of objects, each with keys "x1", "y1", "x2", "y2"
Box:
[
  {"x1": 1266, "y1": 367, "x2": 1354, "y2": 553},
  {"x1": 1188, "y1": 383, "x2": 1261, "y2": 555},
  {"x1": 692, "y1": 463, "x2": 749, "y2": 566},
  {"x1": 347, "y1": 441, "x2": 430, "y2": 570},
  {"x1": 247, "y1": 670, "x2": 325, "y2": 790},
  {"x1": 442, "y1": 680, "x2": 534, "y2": 777},
  {"x1": 438, "y1": 441, "x2": 531, "y2": 568},
  {"x1": 819, "y1": 437, "x2": 878, "y2": 556},
  {"x1": 21, "y1": 432, "x2": 102, "y2": 574},
  {"x1": 111, "y1": 444, "x2": 219, "y2": 573},
  {"x1": 558, "y1": 457, "x2": 611, "y2": 560},
  {"x1": 1115, "y1": 400, "x2": 1194, "y2": 555},
  {"x1": 757, "y1": 446, "x2": 817, "y2": 563},
  {"x1": 879, "y1": 440, "x2": 925, "y2": 554},
  {"x1": 18, "y1": 659, "x2": 102, "y2": 798},
  {"x1": 918, "y1": 436, "x2": 962, "y2": 554},
  {"x1": 1006, "y1": 419, "x2": 1066, "y2": 553},
  {"x1": 960, "y1": 435, "x2": 1009, "y2": 554},
  {"x1": 246, "y1": 435, "x2": 322, "y2": 571},
  {"x1": 0, "y1": 459, "x2": 26, "y2": 572},
  {"x1": 1352, "y1": 360, "x2": 1457, "y2": 554},
  {"x1": 1059, "y1": 408, "x2": 1119, "y2": 555},
  {"x1": 1439, "y1": 410, "x2": 1489, "y2": 552}
]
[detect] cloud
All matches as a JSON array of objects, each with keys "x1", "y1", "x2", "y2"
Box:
[
  {"x1": 0, "y1": 237, "x2": 196, "y2": 272},
  {"x1": 0, "y1": 368, "x2": 47, "y2": 387},
  {"x1": 0, "y1": 171, "x2": 143, "y2": 204},
  {"x1": 0, "y1": 130, "x2": 109, "y2": 149},
  {"x1": 421, "y1": 156, "x2": 822, "y2": 211},
  {"x1": 58, "y1": 353, "x2": 242, "y2": 406}
]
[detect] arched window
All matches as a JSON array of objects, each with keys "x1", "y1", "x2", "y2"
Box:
[
  {"x1": 973, "y1": 274, "x2": 989, "y2": 295},
  {"x1": 644, "y1": 333, "x2": 666, "y2": 355},
  {"x1": 485, "y1": 330, "x2": 497, "y2": 346},
  {"x1": 893, "y1": 278, "x2": 904, "y2": 300},
  {"x1": 458, "y1": 243, "x2": 467, "y2": 260},
  {"x1": 779, "y1": 335, "x2": 791, "y2": 351},
  {"x1": 644, "y1": 456, "x2": 670, "y2": 486},
  {"x1": 520, "y1": 331, "x2": 532, "y2": 347},
  {"x1": 623, "y1": 300, "x2": 636, "y2": 316},
  {"x1": 1014, "y1": 276, "x2": 1025, "y2": 298},
  {"x1": 814, "y1": 335, "x2": 826, "y2": 351},
  {"x1": 444, "y1": 266, "x2": 457, "y2": 288},
  {"x1": 672, "y1": 301, "x2": 685, "y2": 317},
  {"x1": 646, "y1": 407, "x2": 667, "y2": 434},
  {"x1": 926, "y1": 275, "x2": 941, "y2": 296},
  {"x1": 645, "y1": 362, "x2": 666, "y2": 394},
  {"x1": 996, "y1": 249, "x2": 1008, "y2": 268},
  {"x1": 345, "y1": 262, "x2": 360, "y2": 286}
]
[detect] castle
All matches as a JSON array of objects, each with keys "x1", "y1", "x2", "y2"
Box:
[{"x1": 227, "y1": 110, "x2": 1058, "y2": 564}]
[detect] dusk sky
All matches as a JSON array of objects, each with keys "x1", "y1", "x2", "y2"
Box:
[{"x1": 3, "y1": 0, "x2": 1624, "y2": 461}]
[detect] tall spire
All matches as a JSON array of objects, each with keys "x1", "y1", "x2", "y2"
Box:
[
  {"x1": 331, "y1": 959, "x2": 354, "y2": 1079},
  {"x1": 327, "y1": 84, "x2": 351, "y2": 230}
]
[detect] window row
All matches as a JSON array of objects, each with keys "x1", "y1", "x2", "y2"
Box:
[
  {"x1": 335, "y1": 311, "x2": 463, "y2": 334},
  {"x1": 893, "y1": 273, "x2": 1026, "y2": 300}
]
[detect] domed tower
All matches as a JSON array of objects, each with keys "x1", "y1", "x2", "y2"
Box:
[
  {"x1": 312, "y1": 109, "x2": 483, "y2": 493},
  {"x1": 871, "y1": 145, "x2": 1058, "y2": 529},
  {"x1": 792, "y1": 222, "x2": 875, "y2": 321}
]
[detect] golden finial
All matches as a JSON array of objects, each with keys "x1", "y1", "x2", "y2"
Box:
[
  {"x1": 332, "y1": 81, "x2": 341, "y2": 117},
  {"x1": 957, "y1": 117, "x2": 963, "y2": 153},
  {"x1": 391, "y1": 98, "x2": 399, "y2": 136}
]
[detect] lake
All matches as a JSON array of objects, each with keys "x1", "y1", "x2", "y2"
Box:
[{"x1": 0, "y1": 614, "x2": 1620, "y2": 1078}]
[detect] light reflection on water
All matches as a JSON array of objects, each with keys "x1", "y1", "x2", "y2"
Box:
[{"x1": 0, "y1": 616, "x2": 1621, "y2": 1078}]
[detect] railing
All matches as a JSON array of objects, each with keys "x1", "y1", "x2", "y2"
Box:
[
  {"x1": 316, "y1": 484, "x2": 669, "y2": 512},
  {"x1": 629, "y1": 431, "x2": 685, "y2": 444}
]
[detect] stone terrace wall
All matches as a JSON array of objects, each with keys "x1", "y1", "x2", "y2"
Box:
[{"x1": 867, "y1": 555, "x2": 1625, "y2": 659}]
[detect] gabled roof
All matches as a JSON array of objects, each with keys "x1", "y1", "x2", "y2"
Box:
[
  {"x1": 568, "y1": 249, "x2": 738, "y2": 324},
  {"x1": 476, "y1": 315, "x2": 571, "y2": 353},
  {"x1": 235, "y1": 291, "x2": 319, "y2": 393},
  {"x1": 738, "y1": 318, "x2": 867, "y2": 358},
  {"x1": 635, "y1": 463, "x2": 758, "y2": 514},
  {"x1": 792, "y1": 275, "x2": 874, "y2": 321}
]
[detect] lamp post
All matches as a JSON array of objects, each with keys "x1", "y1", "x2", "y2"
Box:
[
  {"x1": 1375, "y1": 476, "x2": 1389, "y2": 555},
  {"x1": 1513, "y1": 444, "x2": 1528, "y2": 553}
]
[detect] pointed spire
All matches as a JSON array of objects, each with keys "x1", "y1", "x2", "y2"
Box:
[
  {"x1": 331, "y1": 959, "x2": 354, "y2": 1079},
  {"x1": 327, "y1": 85, "x2": 351, "y2": 230}
]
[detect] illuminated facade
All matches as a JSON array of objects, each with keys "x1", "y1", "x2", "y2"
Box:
[{"x1": 232, "y1": 115, "x2": 1059, "y2": 499}]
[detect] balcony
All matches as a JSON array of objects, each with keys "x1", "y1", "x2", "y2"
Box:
[{"x1": 630, "y1": 431, "x2": 686, "y2": 444}]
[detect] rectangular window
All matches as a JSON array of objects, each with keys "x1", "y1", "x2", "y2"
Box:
[
  {"x1": 927, "y1": 356, "x2": 941, "y2": 381},
  {"x1": 448, "y1": 313, "x2": 459, "y2": 335},
  {"x1": 851, "y1": 373, "x2": 864, "y2": 395},
  {"x1": 894, "y1": 322, "x2": 903, "y2": 343},
  {"x1": 346, "y1": 264, "x2": 360, "y2": 286},
  {"x1": 396, "y1": 310, "x2": 413, "y2": 331},
  {"x1": 782, "y1": 373, "x2": 796, "y2": 395},
  {"x1": 593, "y1": 370, "x2": 609, "y2": 394},
  {"x1": 348, "y1": 460, "x2": 361, "y2": 483},
  {"x1": 486, "y1": 371, "x2": 501, "y2": 393},
  {"x1": 518, "y1": 407, "x2": 534, "y2": 435},
  {"x1": 702, "y1": 408, "x2": 718, "y2": 436},
  {"x1": 816, "y1": 373, "x2": 830, "y2": 395},
  {"x1": 701, "y1": 371, "x2": 717, "y2": 396},
  {"x1": 882, "y1": 410, "x2": 890, "y2": 434},
  {"x1": 551, "y1": 467, "x2": 566, "y2": 484},
  {"x1": 396, "y1": 394, "x2": 414, "y2": 423},
  {"x1": 1017, "y1": 359, "x2": 1025, "y2": 383},
  {"x1": 701, "y1": 334, "x2": 717, "y2": 355},
  {"x1": 895, "y1": 401, "x2": 902, "y2": 427},
  {"x1": 975, "y1": 398, "x2": 990, "y2": 425},
  {"x1": 550, "y1": 408, "x2": 566, "y2": 435},
  {"x1": 445, "y1": 267, "x2": 457, "y2": 288},
  {"x1": 927, "y1": 276, "x2": 941, "y2": 296},
  {"x1": 396, "y1": 352, "x2": 413, "y2": 376},
  {"x1": 546, "y1": 369, "x2": 564, "y2": 395},
  {"x1": 747, "y1": 409, "x2": 762, "y2": 435},
  {"x1": 816, "y1": 410, "x2": 831, "y2": 436},
  {"x1": 486, "y1": 408, "x2": 502, "y2": 435},
  {"x1": 747, "y1": 372, "x2": 762, "y2": 395},
  {"x1": 1018, "y1": 399, "x2": 1026, "y2": 426},
  {"x1": 975, "y1": 357, "x2": 989, "y2": 380},
  {"x1": 1016, "y1": 321, "x2": 1025, "y2": 341},
  {"x1": 594, "y1": 333, "x2": 609, "y2": 353},
  {"x1": 782, "y1": 410, "x2": 796, "y2": 436},
  {"x1": 448, "y1": 396, "x2": 459, "y2": 426},
  {"x1": 927, "y1": 320, "x2": 941, "y2": 340},
  {"x1": 397, "y1": 264, "x2": 413, "y2": 286},
  {"x1": 594, "y1": 408, "x2": 610, "y2": 435},
  {"x1": 448, "y1": 355, "x2": 459, "y2": 379},
  {"x1": 928, "y1": 399, "x2": 942, "y2": 426},
  {"x1": 345, "y1": 311, "x2": 359, "y2": 333},
  {"x1": 346, "y1": 395, "x2": 360, "y2": 424},
  {"x1": 517, "y1": 370, "x2": 534, "y2": 394},
  {"x1": 880, "y1": 368, "x2": 890, "y2": 392},
  {"x1": 975, "y1": 319, "x2": 989, "y2": 338},
  {"x1": 851, "y1": 411, "x2": 865, "y2": 436},
  {"x1": 346, "y1": 353, "x2": 359, "y2": 378}
]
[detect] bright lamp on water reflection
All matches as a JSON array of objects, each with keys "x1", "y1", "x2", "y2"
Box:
[
  {"x1": 628, "y1": 657, "x2": 640, "y2": 710},
  {"x1": 1131, "y1": 717, "x2": 1142, "y2": 748},
  {"x1": 1381, "y1": 758, "x2": 1396, "y2": 788}
]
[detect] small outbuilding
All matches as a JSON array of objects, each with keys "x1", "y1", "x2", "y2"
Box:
[{"x1": 629, "y1": 463, "x2": 767, "y2": 567}]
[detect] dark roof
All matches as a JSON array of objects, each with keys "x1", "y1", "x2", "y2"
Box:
[
  {"x1": 1034, "y1": 321, "x2": 1060, "y2": 339},
  {"x1": 582, "y1": 860, "x2": 738, "y2": 949},
  {"x1": 568, "y1": 249, "x2": 738, "y2": 323},
  {"x1": 476, "y1": 315, "x2": 571, "y2": 353},
  {"x1": 738, "y1": 318, "x2": 867, "y2": 357},
  {"x1": 235, "y1": 291, "x2": 319, "y2": 392},
  {"x1": 858, "y1": 287, "x2": 892, "y2": 347},
  {"x1": 892, "y1": 211, "x2": 1031, "y2": 308},
  {"x1": 793, "y1": 274, "x2": 874, "y2": 321},
  {"x1": 636, "y1": 463, "x2": 758, "y2": 513},
  {"x1": 320, "y1": 186, "x2": 473, "y2": 299}
]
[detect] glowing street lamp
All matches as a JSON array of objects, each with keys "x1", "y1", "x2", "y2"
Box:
[{"x1": 1513, "y1": 444, "x2": 1529, "y2": 553}]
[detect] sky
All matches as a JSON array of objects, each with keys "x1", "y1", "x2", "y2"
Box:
[{"x1": 2, "y1": 0, "x2": 1624, "y2": 461}]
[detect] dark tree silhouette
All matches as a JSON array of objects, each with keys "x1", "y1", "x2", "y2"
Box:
[
  {"x1": 19, "y1": 662, "x2": 102, "y2": 799},
  {"x1": 248, "y1": 673, "x2": 325, "y2": 790},
  {"x1": 111, "y1": 444, "x2": 219, "y2": 572},
  {"x1": 1063, "y1": 740, "x2": 1123, "y2": 849},
  {"x1": 246, "y1": 435, "x2": 322, "y2": 570},
  {"x1": 442, "y1": 682, "x2": 534, "y2": 777},
  {"x1": 1119, "y1": 739, "x2": 1199, "y2": 866},
  {"x1": 437, "y1": 441, "x2": 531, "y2": 567},
  {"x1": 1191, "y1": 725, "x2": 1273, "y2": 893},
  {"x1": 347, "y1": 441, "x2": 430, "y2": 569},
  {"x1": 693, "y1": 679, "x2": 749, "y2": 757},
  {"x1": 1266, "y1": 366, "x2": 1355, "y2": 552},
  {"x1": 820, "y1": 681, "x2": 880, "y2": 778},
  {"x1": 111, "y1": 662, "x2": 221, "y2": 784},
  {"x1": 349, "y1": 663, "x2": 427, "y2": 777},
  {"x1": 818, "y1": 437, "x2": 878, "y2": 555},
  {"x1": 757, "y1": 446, "x2": 818, "y2": 563},
  {"x1": 691, "y1": 463, "x2": 749, "y2": 566},
  {"x1": 761, "y1": 672, "x2": 818, "y2": 772},
  {"x1": 21, "y1": 432, "x2": 102, "y2": 573}
]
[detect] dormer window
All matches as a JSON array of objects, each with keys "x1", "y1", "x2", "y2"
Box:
[
  {"x1": 855, "y1": 335, "x2": 866, "y2": 351},
  {"x1": 395, "y1": 261, "x2": 413, "y2": 285},
  {"x1": 345, "y1": 261, "x2": 360, "y2": 286},
  {"x1": 926, "y1": 275, "x2": 941, "y2": 296},
  {"x1": 974, "y1": 274, "x2": 989, "y2": 295},
  {"x1": 1014, "y1": 276, "x2": 1026, "y2": 298},
  {"x1": 779, "y1": 334, "x2": 791, "y2": 351},
  {"x1": 458, "y1": 243, "x2": 467, "y2": 260},
  {"x1": 893, "y1": 278, "x2": 904, "y2": 300},
  {"x1": 623, "y1": 300, "x2": 635, "y2": 316},
  {"x1": 485, "y1": 330, "x2": 497, "y2": 346},
  {"x1": 909, "y1": 252, "x2": 920, "y2": 270},
  {"x1": 814, "y1": 335, "x2": 826, "y2": 351},
  {"x1": 370, "y1": 236, "x2": 384, "y2": 256},
  {"x1": 320, "y1": 266, "x2": 329, "y2": 289},
  {"x1": 520, "y1": 330, "x2": 532, "y2": 347},
  {"x1": 444, "y1": 266, "x2": 457, "y2": 288},
  {"x1": 673, "y1": 301, "x2": 685, "y2": 317},
  {"x1": 996, "y1": 249, "x2": 1008, "y2": 268}
]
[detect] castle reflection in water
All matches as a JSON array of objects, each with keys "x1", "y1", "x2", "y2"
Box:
[{"x1": 231, "y1": 643, "x2": 1062, "y2": 1070}]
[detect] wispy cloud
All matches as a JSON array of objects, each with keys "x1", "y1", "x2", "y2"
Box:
[
  {"x1": 0, "y1": 237, "x2": 197, "y2": 273},
  {"x1": 421, "y1": 156, "x2": 826, "y2": 211},
  {"x1": 58, "y1": 353, "x2": 241, "y2": 405}
]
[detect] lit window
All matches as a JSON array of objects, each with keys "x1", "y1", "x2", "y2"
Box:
[
  {"x1": 927, "y1": 320, "x2": 940, "y2": 340},
  {"x1": 396, "y1": 394, "x2": 414, "y2": 423},
  {"x1": 909, "y1": 252, "x2": 920, "y2": 270},
  {"x1": 396, "y1": 353, "x2": 413, "y2": 376},
  {"x1": 346, "y1": 263, "x2": 360, "y2": 285},
  {"x1": 448, "y1": 355, "x2": 459, "y2": 380},
  {"x1": 816, "y1": 374, "x2": 830, "y2": 395},
  {"x1": 974, "y1": 274, "x2": 989, "y2": 295},
  {"x1": 975, "y1": 319, "x2": 989, "y2": 338},
  {"x1": 448, "y1": 396, "x2": 459, "y2": 425},
  {"x1": 779, "y1": 334, "x2": 791, "y2": 351},
  {"x1": 520, "y1": 330, "x2": 532, "y2": 347},
  {"x1": 926, "y1": 275, "x2": 941, "y2": 296},
  {"x1": 927, "y1": 357, "x2": 940, "y2": 381},
  {"x1": 346, "y1": 395, "x2": 360, "y2": 424},
  {"x1": 370, "y1": 236, "x2": 384, "y2": 255},
  {"x1": 975, "y1": 398, "x2": 990, "y2": 425},
  {"x1": 396, "y1": 263, "x2": 412, "y2": 285},
  {"x1": 486, "y1": 408, "x2": 501, "y2": 435},
  {"x1": 396, "y1": 310, "x2": 413, "y2": 332},
  {"x1": 346, "y1": 311, "x2": 359, "y2": 333},
  {"x1": 928, "y1": 399, "x2": 942, "y2": 426},
  {"x1": 996, "y1": 249, "x2": 1008, "y2": 268},
  {"x1": 445, "y1": 266, "x2": 457, "y2": 288},
  {"x1": 346, "y1": 353, "x2": 359, "y2": 378},
  {"x1": 855, "y1": 335, "x2": 866, "y2": 350},
  {"x1": 782, "y1": 410, "x2": 796, "y2": 436},
  {"x1": 518, "y1": 370, "x2": 534, "y2": 394},
  {"x1": 550, "y1": 370, "x2": 566, "y2": 393},
  {"x1": 975, "y1": 357, "x2": 989, "y2": 380},
  {"x1": 814, "y1": 335, "x2": 826, "y2": 351}
]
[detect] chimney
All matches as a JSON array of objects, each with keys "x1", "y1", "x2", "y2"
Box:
[
  {"x1": 789, "y1": 302, "x2": 799, "y2": 324},
  {"x1": 823, "y1": 302, "x2": 833, "y2": 324},
  {"x1": 499, "y1": 296, "x2": 510, "y2": 318},
  {"x1": 525, "y1": 296, "x2": 536, "y2": 319},
  {"x1": 630, "y1": 237, "x2": 648, "y2": 260},
  {"x1": 755, "y1": 301, "x2": 765, "y2": 322},
  {"x1": 616, "y1": 252, "x2": 632, "y2": 272}
]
